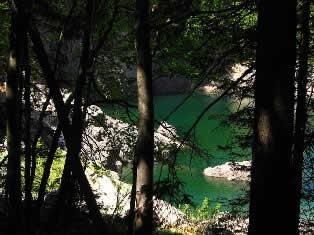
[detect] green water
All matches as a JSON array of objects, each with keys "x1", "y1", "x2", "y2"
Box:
[
  {"x1": 153, "y1": 93, "x2": 248, "y2": 209},
  {"x1": 155, "y1": 94, "x2": 235, "y2": 165},
  {"x1": 105, "y1": 92, "x2": 249, "y2": 210},
  {"x1": 109, "y1": 93, "x2": 313, "y2": 215}
]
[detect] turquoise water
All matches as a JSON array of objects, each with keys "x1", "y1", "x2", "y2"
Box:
[
  {"x1": 109, "y1": 92, "x2": 313, "y2": 216},
  {"x1": 153, "y1": 93, "x2": 249, "y2": 209},
  {"x1": 110, "y1": 93, "x2": 249, "y2": 209}
]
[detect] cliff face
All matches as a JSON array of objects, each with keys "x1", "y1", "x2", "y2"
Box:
[
  {"x1": 152, "y1": 76, "x2": 192, "y2": 96},
  {"x1": 125, "y1": 62, "x2": 193, "y2": 96}
]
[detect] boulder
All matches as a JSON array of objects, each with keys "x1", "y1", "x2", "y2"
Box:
[
  {"x1": 197, "y1": 212, "x2": 248, "y2": 235},
  {"x1": 156, "y1": 121, "x2": 178, "y2": 139},
  {"x1": 203, "y1": 161, "x2": 251, "y2": 181}
]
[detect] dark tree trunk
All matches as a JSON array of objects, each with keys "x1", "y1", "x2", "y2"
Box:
[
  {"x1": 30, "y1": 93, "x2": 51, "y2": 190},
  {"x1": 133, "y1": 0, "x2": 154, "y2": 234},
  {"x1": 6, "y1": 0, "x2": 32, "y2": 233},
  {"x1": 23, "y1": 27, "x2": 32, "y2": 235},
  {"x1": 292, "y1": 0, "x2": 311, "y2": 233},
  {"x1": 55, "y1": 0, "x2": 93, "y2": 225},
  {"x1": 248, "y1": 1, "x2": 296, "y2": 235},
  {"x1": 6, "y1": 7, "x2": 23, "y2": 235},
  {"x1": 23, "y1": 30, "x2": 31, "y2": 205},
  {"x1": 128, "y1": 159, "x2": 137, "y2": 234},
  {"x1": 37, "y1": 94, "x2": 72, "y2": 207},
  {"x1": 37, "y1": 125, "x2": 61, "y2": 206}
]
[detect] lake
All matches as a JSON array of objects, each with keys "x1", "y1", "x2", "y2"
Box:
[
  {"x1": 153, "y1": 93, "x2": 249, "y2": 210},
  {"x1": 109, "y1": 91, "x2": 312, "y2": 214}
]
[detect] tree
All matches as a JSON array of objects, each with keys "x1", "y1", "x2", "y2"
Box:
[
  {"x1": 248, "y1": 0, "x2": 296, "y2": 234},
  {"x1": 29, "y1": 1, "x2": 110, "y2": 232},
  {"x1": 292, "y1": 0, "x2": 311, "y2": 233},
  {"x1": 6, "y1": 0, "x2": 32, "y2": 234},
  {"x1": 132, "y1": 0, "x2": 154, "y2": 234}
]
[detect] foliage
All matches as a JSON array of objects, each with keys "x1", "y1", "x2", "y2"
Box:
[
  {"x1": 101, "y1": 104, "x2": 137, "y2": 124},
  {"x1": 32, "y1": 143, "x2": 66, "y2": 195},
  {"x1": 179, "y1": 197, "x2": 221, "y2": 221},
  {"x1": 0, "y1": 138, "x2": 66, "y2": 197},
  {"x1": 0, "y1": 2, "x2": 9, "y2": 81},
  {"x1": 12, "y1": 139, "x2": 66, "y2": 197},
  {"x1": 151, "y1": 0, "x2": 257, "y2": 86},
  {"x1": 156, "y1": 228, "x2": 190, "y2": 235}
]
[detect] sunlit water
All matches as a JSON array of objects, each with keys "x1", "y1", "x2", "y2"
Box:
[
  {"x1": 108, "y1": 92, "x2": 313, "y2": 214},
  {"x1": 152, "y1": 93, "x2": 249, "y2": 210},
  {"x1": 113, "y1": 92, "x2": 250, "y2": 210}
]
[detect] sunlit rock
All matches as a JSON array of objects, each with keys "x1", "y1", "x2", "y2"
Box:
[{"x1": 203, "y1": 161, "x2": 251, "y2": 181}]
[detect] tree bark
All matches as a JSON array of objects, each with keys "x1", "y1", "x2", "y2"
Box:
[
  {"x1": 133, "y1": 0, "x2": 154, "y2": 234},
  {"x1": 37, "y1": 94, "x2": 73, "y2": 207},
  {"x1": 292, "y1": 0, "x2": 311, "y2": 233},
  {"x1": 6, "y1": 6, "x2": 23, "y2": 235},
  {"x1": 22, "y1": 24, "x2": 32, "y2": 235},
  {"x1": 23, "y1": 25, "x2": 31, "y2": 205},
  {"x1": 37, "y1": 125, "x2": 61, "y2": 206},
  {"x1": 55, "y1": 0, "x2": 93, "y2": 225},
  {"x1": 248, "y1": 1, "x2": 296, "y2": 235},
  {"x1": 128, "y1": 158, "x2": 137, "y2": 234},
  {"x1": 6, "y1": 0, "x2": 32, "y2": 233},
  {"x1": 30, "y1": 93, "x2": 51, "y2": 190}
]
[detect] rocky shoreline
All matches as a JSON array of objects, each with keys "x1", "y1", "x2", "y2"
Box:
[{"x1": 70, "y1": 169, "x2": 314, "y2": 234}]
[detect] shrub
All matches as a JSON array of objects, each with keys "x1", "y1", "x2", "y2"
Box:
[{"x1": 179, "y1": 197, "x2": 221, "y2": 221}]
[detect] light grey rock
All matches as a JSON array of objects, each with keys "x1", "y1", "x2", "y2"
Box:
[
  {"x1": 196, "y1": 212, "x2": 247, "y2": 235},
  {"x1": 82, "y1": 105, "x2": 179, "y2": 171},
  {"x1": 203, "y1": 161, "x2": 251, "y2": 181},
  {"x1": 85, "y1": 169, "x2": 189, "y2": 227},
  {"x1": 156, "y1": 121, "x2": 178, "y2": 139}
]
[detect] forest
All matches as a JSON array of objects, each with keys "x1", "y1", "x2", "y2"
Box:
[{"x1": 0, "y1": 0, "x2": 313, "y2": 235}]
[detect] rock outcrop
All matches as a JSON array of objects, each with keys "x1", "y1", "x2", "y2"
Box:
[
  {"x1": 197, "y1": 212, "x2": 313, "y2": 235},
  {"x1": 197, "y1": 212, "x2": 248, "y2": 235},
  {"x1": 82, "y1": 105, "x2": 179, "y2": 172},
  {"x1": 203, "y1": 161, "x2": 251, "y2": 181},
  {"x1": 87, "y1": 169, "x2": 188, "y2": 227}
]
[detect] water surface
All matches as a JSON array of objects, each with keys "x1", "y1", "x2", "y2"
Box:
[{"x1": 153, "y1": 93, "x2": 249, "y2": 209}]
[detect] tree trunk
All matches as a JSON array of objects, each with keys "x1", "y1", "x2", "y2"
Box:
[
  {"x1": 292, "y1": 0, "x2": 311, "y2": 233},
  {"x1": 30, "y1": 93, "x2": 51, "y2": 190},
  {"x1": 6, "y1": 0, "x2": 32, "y2": 233},
  {"x1": 55, "y1": 0, "x2": 93, "y2": 225},
  {"x1": 128, "y1": 159, "x2": 137, "y2": 234},
  {"x1": 6, "y1": 7, "x2": 23, "y2": 235},
  {"x1": 37, "y1": 125, "x2": 61, "y2": 206},
  {"x1": 248, "y1": 1, "x2": 296, "y2": 235},
  {"x1": 23, "y1": 28, "x2": 32, "y2": 235},
  {"x1": 133, "y1": 0, "x2": 154, "y2": 234},
  {"x1": 29, "y1": 18, "x2": 109, "y2": 234},
  {"x1": 37, "y1": 92, "x2": 72, "y2": 207}
]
